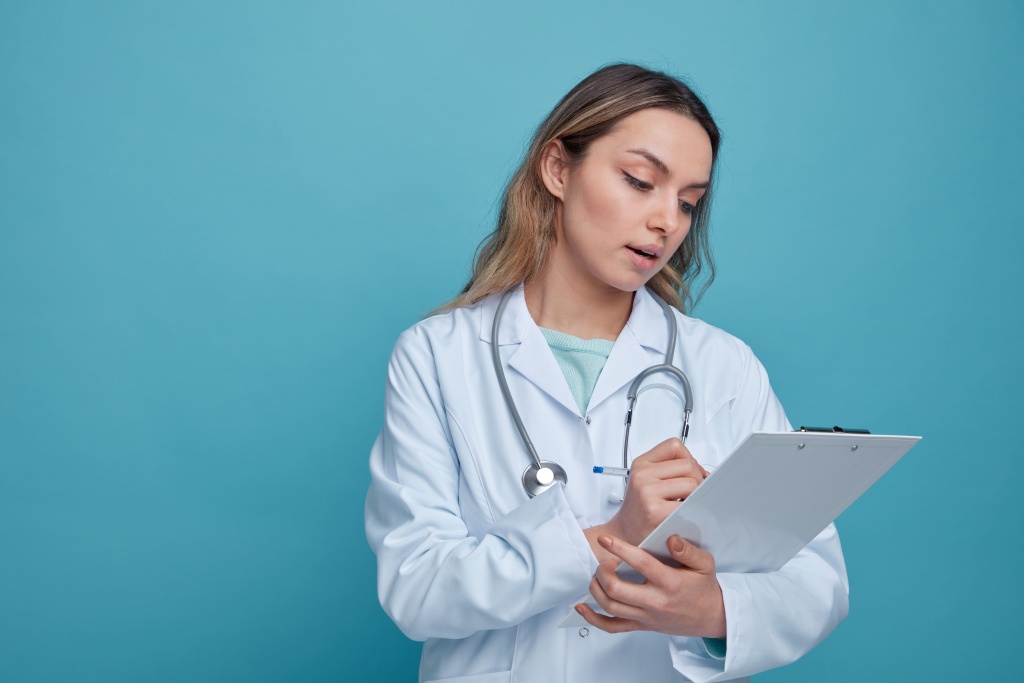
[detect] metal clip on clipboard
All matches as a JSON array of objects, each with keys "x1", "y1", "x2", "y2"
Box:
[{"x1": 798, "y1": 425, "x2": 871, "y2": 434}]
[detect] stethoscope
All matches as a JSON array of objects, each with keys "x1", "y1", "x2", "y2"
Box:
[{"x1": 491, "y1": 290, "x2": 694, "y2": 498}]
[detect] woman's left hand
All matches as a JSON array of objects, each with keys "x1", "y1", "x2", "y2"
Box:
[{"x1": 576, "y1": 534, "x2": 727, "y2": 638}]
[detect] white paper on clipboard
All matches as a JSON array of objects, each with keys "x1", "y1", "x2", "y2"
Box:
[{"x1": 558, "y1": 430, "x2": 921, "y2": 628}]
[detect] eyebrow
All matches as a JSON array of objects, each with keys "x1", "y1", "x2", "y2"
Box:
[{"x1": 625, "y1": 148, "x2": 710, "y2": 189}]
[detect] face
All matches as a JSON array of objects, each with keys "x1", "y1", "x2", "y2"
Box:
[{"x1": 540, "y1": 107, "x2": 713, "y2": 295}]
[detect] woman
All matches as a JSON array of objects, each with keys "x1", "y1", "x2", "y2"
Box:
[{"x1": 365, "y1": 63, "x2": 849, "y2": 683}]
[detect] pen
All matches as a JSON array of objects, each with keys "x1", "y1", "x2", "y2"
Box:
[
  {"x1": 593, "y1": 465, "x2": 717, "y2": 478},
  {"x1": 593, "y1": 466, "x2": 629, "y2": 477}
]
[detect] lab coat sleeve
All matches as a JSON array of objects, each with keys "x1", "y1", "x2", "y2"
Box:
[
  {"x1": 668, "y1": 345, "x2": 850, "y2": 683},
  {"x1": 364, "y1": 327, "x2": 598, "y2": 642}
]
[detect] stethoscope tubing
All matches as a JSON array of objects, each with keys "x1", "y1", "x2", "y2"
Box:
[
  {"x1": 492, "y1": 289, "x2": 693, "y2": 497},
  {"x1": 491, "y1": 291, "x2": 544, "y2": 471}
]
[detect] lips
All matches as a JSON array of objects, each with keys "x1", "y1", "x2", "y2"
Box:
[
  {"x1": 625, "y1": 246, "x2": 658, "y2": 270},
  {"x1": 627, "y1": 244, "x2": 663, "y2": 259}
]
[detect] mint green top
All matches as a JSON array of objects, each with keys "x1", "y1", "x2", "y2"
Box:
[
  {"x1": 539, "y1": 325, "x2": 727, "y2": 660},
  {"x1": 538, "y1": 327, "x2": 615, "y2": 415}
]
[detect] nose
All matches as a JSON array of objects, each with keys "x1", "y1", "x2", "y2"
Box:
[{"x1": 648, "y1": 194, "x2": 683, "y2": 236}]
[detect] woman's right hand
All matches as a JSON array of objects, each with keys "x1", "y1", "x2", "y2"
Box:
[{"x1": 585, "y1": 437, "x2": 707, "y2": 557}]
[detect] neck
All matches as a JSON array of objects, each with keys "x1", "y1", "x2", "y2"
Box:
[{"x1": 524, "y1": 261, "x2": 635, "y2": 342}]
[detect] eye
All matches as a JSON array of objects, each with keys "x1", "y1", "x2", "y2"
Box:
[
  {"x1": 622, "y1": 171, "x2": 653, "y2": 191},
  {"x1": 679, "y1": 200, "x2": 696, "y2": 215}
]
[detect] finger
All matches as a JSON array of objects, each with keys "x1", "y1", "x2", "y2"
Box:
[
  {"x1": 593, "y1": 560, "x2": 650, "y2": 609},
  {"x1": 575, "y1": 603, "x2": 644, "y2": 634},
  {"x1": 589, "y1": 575, "x2": 648, "y2": 622},
  {"x1": 597, "y1": 535, "x2": 670, "y2": 584},
  {"x1": 668, "y1": 535, "x2": 716, "y2": 574},
  {"x1": 649, "y1": 477, "x2": 701, "y2": 501},
  {"x1": 634, "y1": 457, "x2": 705, "y2": 482},
  {"x1": 634, "y1": 437, "x2": 692, "y2": 464}
]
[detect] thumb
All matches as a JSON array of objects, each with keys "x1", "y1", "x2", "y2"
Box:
[{"x1": 668, "y1": 535, "x2": 714, "y2": 573}]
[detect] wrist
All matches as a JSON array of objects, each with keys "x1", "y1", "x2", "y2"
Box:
[
  {"x1": 702, "y1": 582, "x2": 727, "y2": 639},
  {"x1": 600, "y1": 515, "x2": 625, "y2": 541},
  {"x1": 583, "y1": 522, "x2": 619, "y2": 564}
]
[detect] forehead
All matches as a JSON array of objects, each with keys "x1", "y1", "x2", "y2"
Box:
[{"x1": 595, "y1": 108, "x2": 713, "y2": 175}]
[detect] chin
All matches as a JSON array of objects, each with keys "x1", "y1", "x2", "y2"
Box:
[{"x1": 601, "y1": 274, "x2": 650, "y2": 294}]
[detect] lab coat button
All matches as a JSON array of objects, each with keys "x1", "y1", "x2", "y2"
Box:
[{"x1": 585, "y1": 416, "x2": 592, "y2": 425}]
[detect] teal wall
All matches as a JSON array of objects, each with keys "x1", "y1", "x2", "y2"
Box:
[{"x1": 2, "y1": 1, "x2": 1021, "y2": 680}]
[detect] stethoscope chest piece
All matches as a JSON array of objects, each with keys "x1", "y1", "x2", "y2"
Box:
[{"x1": 522, "y1": 461, "x2": 568, "y2": 497}]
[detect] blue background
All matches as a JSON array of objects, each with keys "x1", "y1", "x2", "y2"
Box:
[{"x1": 2, "y1": 1, "x2": 1021, "y2": 680}]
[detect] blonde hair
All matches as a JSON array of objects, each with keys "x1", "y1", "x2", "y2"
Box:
[{"x1": 434, "y1": 63, "x2": 721, "y2": 316}]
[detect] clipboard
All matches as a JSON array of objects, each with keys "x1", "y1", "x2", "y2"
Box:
[{"x1": 558, "y1": 430, "x2": 921, "y2": 628}]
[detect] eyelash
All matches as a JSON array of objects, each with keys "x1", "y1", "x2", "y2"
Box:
[{"x1": 622, "y1": 171, "x2": 696, "y2": 215}]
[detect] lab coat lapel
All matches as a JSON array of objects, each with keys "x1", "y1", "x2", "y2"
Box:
[
  {"x1": 478, "y1": 284, "x2": 581, "y2": 417},
  {"x1": 508, "y1": 331, "x2": 581, "y2": 417},
  {"x1": 587, "y1": 287, "x2": 671, "y2": 411}
]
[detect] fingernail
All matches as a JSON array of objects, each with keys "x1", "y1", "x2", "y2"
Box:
[
  {"x1": 598, "y1": 535, "x2": 613, "y2": 548},
  {"x1": 671, "y1": 536, "x2": 685, "y2": 552},
  {"x1": 575, "y1": 604, "x2": 584, "y2": 615}
]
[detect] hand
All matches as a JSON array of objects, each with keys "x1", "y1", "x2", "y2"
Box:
[
  {"x1": 576, "y1": 534, "x2": 726, "y2": 638},
  {"x1": 604, "y1": 437, "x2": 708, "y2": 547}
]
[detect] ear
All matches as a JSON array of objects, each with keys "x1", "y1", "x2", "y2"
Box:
[{"x1": 538, "y1": 139, "x2": 570, "y2": 201}]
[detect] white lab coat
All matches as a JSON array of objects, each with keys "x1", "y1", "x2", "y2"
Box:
[{"x1": 365, "y1": 283, "x2": 849, "y2": 683}]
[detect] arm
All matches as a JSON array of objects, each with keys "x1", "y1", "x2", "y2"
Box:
[
  {"x1": 580, "y1": 343, "x2": 850, "y2": 682},
  {"x1": 364, "y1": 328, "x2": 597, "y2": 641},
  {"x1": 695, "y1": 344, "x2": 849, "y2": 671},
  {"x1": 580, "y1": 525, "x2": 847, "y2": 682},
  {"x1": 675, "y1": 523, "x2": 848, "y2": 680}
]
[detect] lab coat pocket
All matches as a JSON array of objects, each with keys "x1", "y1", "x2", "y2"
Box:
[
  {"x1": 423, "y1": 672, "x2": 511, "y2": 683},
  {"x1": 445, "y1": 407, "x2": 498, "y2": 532}
]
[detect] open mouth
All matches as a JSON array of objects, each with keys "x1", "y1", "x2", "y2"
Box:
[{"x1": 628, "y1": 246, "x2": 656, "y2": 259}]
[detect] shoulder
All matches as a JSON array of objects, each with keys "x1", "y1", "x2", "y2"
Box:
[
  {"x1": 665, "y1": 307, "x2": 778, "y2": 410},
  {"x1": 666, "y1": 310, "x2": 790, "y2": 431},
  {"x1": 388, "y1": 297, "x2": 487, "y2": 369},
  {"x1": 671, "y1": 308, "x2": 759, "y2": 370}
]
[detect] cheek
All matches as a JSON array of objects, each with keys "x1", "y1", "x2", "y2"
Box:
[
  {"x1": 569, "y1": 176, "x2": 632, "y2": 237},
  {"x1": 674, "y1": 222, "x2": 693, "y2": 248}
]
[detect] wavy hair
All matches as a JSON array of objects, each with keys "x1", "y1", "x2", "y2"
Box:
[{"x1": 435, "y1": 63, "x2": 721, "y2": 315}]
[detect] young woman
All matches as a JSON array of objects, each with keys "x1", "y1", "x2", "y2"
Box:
[{"x1": 365, "y1": 63, "x2": 848, "y2": 683}]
